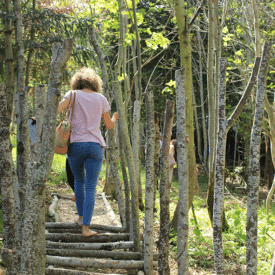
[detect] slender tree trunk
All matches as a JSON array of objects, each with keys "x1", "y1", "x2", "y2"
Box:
[
  {"x1": 113, "y1": 0, "x2": 140, "y2": 252},
  {"x1": 252, "y1": 0, "x2": 261, "y2": 56},
  {"x1": 193, "y1": 90, "x2": 202, "y2": 164},
  {"x1": 196, "y1": 28, "x2": 208, "y2": 170},
  {"x1": 175, "y1": 69, "x2": 189, "y2": 275},
  {"x1": 158, "y1": 100, "x2": 175, "y2": 275},
  {"x1": 143, "y1": 89, "x2": 155, "y2": 275},
  {"x1": 25, "y1": 0, "x2": 36, "y2": 87},
  {"x1": 171, "y1": 0, "x2": 197, "y2": 230},
  {"x1": 207, "y1": 0, "x2": 232, "y2": 229},
  {"x1": 4, "y1": 0, "x2": 14, "y2": 120},
  {"x1": 14, "y1": 0, "x2": 31, "y2": 221},
  {"x1": 131, "y1": 0, "x2": 144, "y2": 210},
  {"x1": 132, "y1": 100, "x2": 143, "y2": 210},
  {"x1": 118, "y1": 124, "x2": 131, "y2": 231},
  {"x1": 0, "y1": 84, "x2": 19, "y2": 275},
  {"x1": 109, "y1": 130, "x2": 126, "y2": 226},
  {"x1": 20, "y1": 39, "x2": 73, "y2": 275},
  {"x1": 246, "y1": 41, "x2": 271, "y2": 275},
  {"x1": 34, "y1": 85, "x2": 46, "y2": 161},
  {"x1": 213, "y1": 58, "x2": 227, "y2": 274}
]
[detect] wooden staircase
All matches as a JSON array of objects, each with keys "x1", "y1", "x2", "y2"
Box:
[{"x1": 45, "y1": 222, "x2": 158, "y2": 275}]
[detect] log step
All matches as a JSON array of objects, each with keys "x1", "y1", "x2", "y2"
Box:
[
  {"x1": 46, "y1": 267, "x2": 124, "y2": 275},
  {"x1": 46, "y1": 241, "x2": 137, "y2": 251},
  {"x1": 46, "y1": 222, "x2": 126, "y2": 233},
  {"x1": 47, "y1": 249, "x2": 142, "y2": 260},
  {"x1": 46, "y1": 233, "x2": 129, "y2": 243},
  {"x1": 46, "y1": 256, "x2": 158, "y2": 270}
]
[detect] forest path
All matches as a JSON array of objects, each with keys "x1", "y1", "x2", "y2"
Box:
[{"x1": 45, "y1": 181, "x2": 157, "y2": 274}]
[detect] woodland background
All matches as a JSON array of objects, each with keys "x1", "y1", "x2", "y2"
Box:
[{"x1": 0, "y1": 0, "x2": 275, "y2": 274}]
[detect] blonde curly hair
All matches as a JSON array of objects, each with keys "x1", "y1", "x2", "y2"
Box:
[{"x1": 69, "y1": 67, "x2": 103, "y2": 93}]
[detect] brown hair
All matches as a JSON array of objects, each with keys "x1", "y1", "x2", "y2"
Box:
[{"x1": 69, "y1": 67, "x2": 103, "y2": 93}]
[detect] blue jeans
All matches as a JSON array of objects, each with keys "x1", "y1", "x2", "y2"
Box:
[{"x1": 68, "y1": 142, "x2": 104, "y2": 225}]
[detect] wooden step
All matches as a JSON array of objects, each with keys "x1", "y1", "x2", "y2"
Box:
[
  {"x1": 46, "y1": 241, "x2": 137, "y2": 251},
  {"x1": 46, "y1": 233, "x2": 129, "y2": 243},
  {"x1": 46, "y1": 222, "x2": 126, "y2": 233},
  {"x1": 47, "y1": 249, "x2": 142, "y2": 260},
  {"x1": 46, "y1": 267, "x2": 124, "y2": 275},
  {"x1": 46, "y1": 256, "x2": 158, "y2": 270}
]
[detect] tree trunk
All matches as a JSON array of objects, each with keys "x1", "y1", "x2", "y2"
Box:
[
  {"x1": 207, "y1": 0, "x2": 232, "y2": 230},
  {"x1": 0, "y1": 83, "x2": 19, "y2": 274},
  {"x1": 20, "y1": 39, "x2": 73, "y2": 275},
  {"x1": 196, "y1": 27, "x2": 208, "y2": 170},
  {"x1": 131, "y1": 0, "x2": 144, "y2": 211},
  {"x1": 14, "y1": 0, "x2": 31, "y2": 223},
  {"x1": 171, "y1": 0, "x2": 197, "y2": 230},
  {"x1": 113, "y1": 0, "x2": 140, "y2": 252},
  {"x1": 25, "y1": 0, "x2": 36, "y2": 87},
  {"x1": 175, "y1": 69, "x2": 189, "y2": 275},
  {"x1": 34, "y1": 84, "x2": 46, "y2": 161},
  {"x1": 246, "y1": 41, "x2": 271, "y2": 275},
  {"x1": 118, "y1": 124, "x2": 131, "y2": 231},
  {"x1": 4, "y1": 0, "x2": 14, "y2": 121},
  {"x1": 213, "y1": 58, "x2": 227, "y2": 274},
  {"x1": 144, "y1": 89, "x2": 155, "y2": 275},
  {"x1": 132, "y1": 100, "x2": 143, "y2": 210},
  {"x1": 158, "y1": 100, "x2": 175, "y2": 275}
]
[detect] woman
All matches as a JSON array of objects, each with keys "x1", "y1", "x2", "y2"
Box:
[{"x1": 58, "y1": 67, "x2": 119, "y2": 237}]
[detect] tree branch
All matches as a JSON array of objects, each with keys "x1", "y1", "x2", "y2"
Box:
[
  {"x1": 226, "y1": 56, "x2": 261, "y2": 131},
  {"x1": 188, "y1": 0, "x2": 207, "y2": 27}
]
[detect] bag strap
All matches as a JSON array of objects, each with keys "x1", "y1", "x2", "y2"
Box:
[
  {"x1": 60, "y1": 92, "x2": 73, "y2": 122},
  {"x1": 70, "y1": 91, "x2": 76, "y2": 123}
]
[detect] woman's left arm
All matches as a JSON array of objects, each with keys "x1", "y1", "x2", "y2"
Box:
[{"x1": 57, "y1": 98, "x2": 70, "y2": 114}]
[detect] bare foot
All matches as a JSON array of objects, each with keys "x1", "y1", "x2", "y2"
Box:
[
  {"x1": 74, "y1": 217, "x2": 82, "y2": 226},
  {"x1": 82, "y1": 225, "x2": 97, "y2": 237}
]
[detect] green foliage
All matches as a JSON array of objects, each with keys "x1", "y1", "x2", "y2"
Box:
[{"x1": 47, "y1": 154, "x2": 67, "y2": 186}]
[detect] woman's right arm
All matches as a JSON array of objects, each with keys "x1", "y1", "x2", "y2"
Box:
[
  {"x1": 57, "y1": 98, "x2": 70, "y2": 114},
  {"x1": 102, "y1": 111, "x2": 119, "y2": 130}
]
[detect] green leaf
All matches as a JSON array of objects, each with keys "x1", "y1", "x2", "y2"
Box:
[
  {"x1": 222, "y1": 26, "x2": 229, "y2": 34},
  {"x1": 193, "y1": 229, "x2": 201, "y2": 237}
]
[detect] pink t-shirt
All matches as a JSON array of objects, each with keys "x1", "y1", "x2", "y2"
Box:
[{"x1": 64, "y1": 90, "x2": 111, "y2": 147}]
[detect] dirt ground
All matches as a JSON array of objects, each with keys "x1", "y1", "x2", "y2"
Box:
[{"x1": 46, "y1": 180, "x2": 215, "y2": 275}]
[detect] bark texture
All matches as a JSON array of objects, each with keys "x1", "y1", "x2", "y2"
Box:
[
  {"x1": 46, "y1": 256, "x2": 158, "y2": 270},
  {"x1": 144, "y1": 89, "x2": 155, "y2": 275},
  {"x1": 46, "y1": 233, "x2": 129, "y2": 243},
  {"x1": 213, "y1": 58, "x2": 227, "y2": 274},
  {"x1": 158, "y1": 100, "x2": 175, "y2": 275},
  {"x1": 4, "y1": 0, "x2": 14, "y2": 120},
  {"x1": 34, "y1": 85, "x2": 46, "y2": 161},
  {"x1": 45, "y1": 222, "x2": 125, "y2": 232},
  {"x1": 246, "y1": 41, "x2": 271, "y2": 275},
  {"x1": 171, "y1": 0, "x2": 197, "y2": 230},
  {"x1": 0, "y1": 83, "x2": 19, "y2": 274},
  {"x1": 175, "y1": 69, "x2": 189, "y2": 275},
  {"x1": 20, "y1": 39, "x2": 73, "y2": 275},
  {"x1": 46, "y1": 268, "x2": 124, "y2": 275},
  {"x1": 47, "y1": 249, "x2": 143, "y2": 260},
  {"x1": 46, "y1": 241, "x2": 136, "y2": 251}
]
